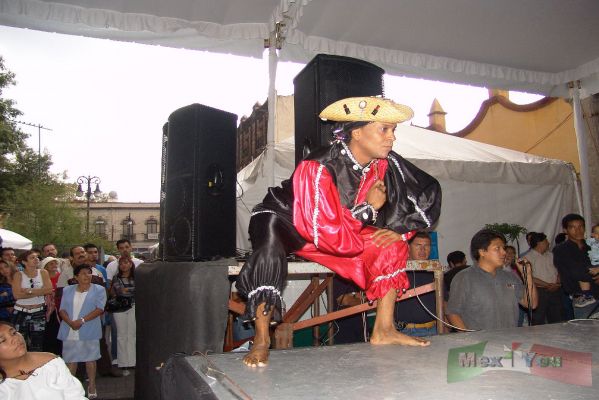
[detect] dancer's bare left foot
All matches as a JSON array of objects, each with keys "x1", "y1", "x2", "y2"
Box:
[
  {"x1": 243, "y1": 342, "x2": 270, "y2": 367},
  {"x1": 242, "y1": 303, "x2": 273, "y2": 368}
]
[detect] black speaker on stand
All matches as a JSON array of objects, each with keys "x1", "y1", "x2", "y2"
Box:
[
  {"x1": 163, "y1": 103, "x2": 237, "y2": 261},
  {"x1": 293, "y1": 54, "x2": 385, "y2": 165}
]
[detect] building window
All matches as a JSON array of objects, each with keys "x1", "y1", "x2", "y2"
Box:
[
  {"x1": 146, "y1": 216, "x2": 158, "y2": 234},
  {"x1": 94, "y1": 217, "x2": 107, "y2": 238},
  {"x1": 122, "y1": 215, "x2": 134, "y2": 240},
  {"x1": 145, "y1": 216, "x2": 159, "y2": 241}
]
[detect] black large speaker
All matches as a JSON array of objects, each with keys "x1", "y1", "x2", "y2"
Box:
[
  {"x1": 135, "y1": 261, "x2": 230, "y2": 400},
  {"x1": 163, "y1": 104, "x2": 237, "y2": 261},
  {"x1": 293, "y1": 54, "x2": 385, "y2": 164}
]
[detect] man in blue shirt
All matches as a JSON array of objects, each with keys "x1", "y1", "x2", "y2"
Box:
[
  {"x1": 83, "y1": 243, "x2": 122, "y2": 377},
  {"x1": 84, "y1": 243, "x2": 108, "y2": 287},
  {"x1": 394, "y1": 231, "x2": 437, "y2": 337}
]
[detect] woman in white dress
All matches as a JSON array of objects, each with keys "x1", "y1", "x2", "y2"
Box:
[
  {"x1": 58, "y1": 264, "x2": 106, "y2": 399},
  {"x1": 0, "y1": 320, "x2": 85, "y2": 399}
]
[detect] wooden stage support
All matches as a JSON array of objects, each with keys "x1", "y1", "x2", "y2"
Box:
[{"x1": 226, "y1": 260, "x2": 445, "y2": 350}]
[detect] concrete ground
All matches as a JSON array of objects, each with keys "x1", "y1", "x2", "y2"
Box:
[{"x1": 90, "y1": 371, "x2": 134, "y2": 400}]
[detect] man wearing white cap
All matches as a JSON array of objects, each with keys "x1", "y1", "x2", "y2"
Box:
[
  {"x1": 41, "y1": 243, "x2": 70, "y2": 274},
  {"x1": 237, "y1": 97, "x2": 442, "y2": 367}
]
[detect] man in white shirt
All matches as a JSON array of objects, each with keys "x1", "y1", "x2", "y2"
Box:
[
  {"x1": 527, "y1": 232, "x2": 564, "y2": 324},
  {"x1": 57, "y1": 246, "x2": 106, "y2": 288},
  {"x1": 106, "y1": 239, "x2": 143, "y2": 283}
]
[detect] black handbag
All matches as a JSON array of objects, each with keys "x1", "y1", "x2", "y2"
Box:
[
  {"x1": 105, "y1": 295, "x2": 132, "y2": 313},
  {"x1": 106, "y1": 277, "x2": 134, "y2": 313}
]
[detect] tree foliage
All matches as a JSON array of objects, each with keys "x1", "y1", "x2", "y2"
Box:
[
  {"x1": 0, "y1": 55, "x2": 94, "y2": 248},
  {"x1": 0, "y1": 56, "x2": 27, "y2": 208},
  {"x1": 7, "y1": 182, "x2": 79, "y2": 244},
  {"x1": 484, "y1": 222, "x2": 528, "y2": 254}
]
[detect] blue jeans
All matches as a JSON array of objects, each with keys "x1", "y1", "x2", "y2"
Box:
[
  {"x1": 518, "y1": 306, "x2": 530, "y2": 326},
  {"x1": 399, "y1": 325, "x2": 437, "y2": 337},
  {"x1": 562, "y1": 291, "x2": 575, "y2": 320},
  {"x1": 232, "y1": 317, "x2": 255, "y2": 341},
  {"x1": 573, "y1": 301, "x2": 599, "y2": 319}
]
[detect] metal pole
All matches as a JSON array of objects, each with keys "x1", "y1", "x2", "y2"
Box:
[
  {"x1": 86, "y1": 181, "x2": 91, "y2": 233},
  {"x1": 12, "y1": 121, "x2": 52, "y2": 177},
  {"x1": 38, "y1": 124, "x2": 41, "y2": 177},
  {"x1": 77, "y1": 175, "x2": 101, "y2": 235},
  {"x1": 570, "y1": 82, "x2": 593, "y2": 235},
  {"x1": 266, "y1": 38, "x2": 278, "y2": 188}
]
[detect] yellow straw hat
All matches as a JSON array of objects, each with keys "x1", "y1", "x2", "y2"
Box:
[{"x1": 319, "y1": 96, "x2": 414, "y2": 124}]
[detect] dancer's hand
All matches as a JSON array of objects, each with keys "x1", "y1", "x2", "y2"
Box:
[
  {"x1": 372, "y1": 229, "x2": 402, "y2": 248},
  {"x1": 366, "y1": 180, "x2": 386, "y2": 210}
]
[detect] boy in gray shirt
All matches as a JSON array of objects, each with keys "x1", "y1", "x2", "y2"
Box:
[{"x1": 447, "y1": 229, "x2": 537, "y2": 331}]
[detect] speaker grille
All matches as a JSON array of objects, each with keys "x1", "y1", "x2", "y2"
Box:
[
  {"x1": 163, "y1": 104, "x2": 237, "y2": 261},
  {"x1": 293, "y1": 54, "x2": 385, "y2": 165}
]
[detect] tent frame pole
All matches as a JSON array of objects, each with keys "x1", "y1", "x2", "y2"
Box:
[
  {"x1": 266, "y1": 31, "x2": 279, "y2": 187},
  {"x1": 570, "y1": 81, "x2": 593, "y2": 234}
]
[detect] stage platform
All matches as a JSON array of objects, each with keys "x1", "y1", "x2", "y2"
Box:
[{"x1": 167, "y1": 321, "x2": 598, "y2": 400}]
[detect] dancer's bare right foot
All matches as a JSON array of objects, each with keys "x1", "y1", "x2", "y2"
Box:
[
  {"x1": 370, "y1": 327, "x2": 430, "y2": 346},
  {"x1": 243, "y1": 342, "x2": 270, "y2": 368}
]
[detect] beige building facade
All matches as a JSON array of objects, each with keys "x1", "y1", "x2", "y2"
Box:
[
  {"x1": 426, "y1": 91, "x2": 599, "y2": 219},
  {"x1": 73, "y1": 201, "x2": 160, "y2": 252}
]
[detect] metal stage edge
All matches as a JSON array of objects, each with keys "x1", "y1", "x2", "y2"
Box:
[{"x1": 180, "y1": 322, "x2": 598, "y2": 400}]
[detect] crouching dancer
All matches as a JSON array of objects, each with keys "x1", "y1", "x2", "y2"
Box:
[{"x1": 236, "y1": 97, "x2": 442, "y2": 367}]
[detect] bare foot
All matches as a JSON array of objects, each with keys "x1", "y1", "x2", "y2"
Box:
[
  {"x1": 243, "y1": 342, "x2": 270, "y2": 368},
  {"x1": 370, "y1": 328, "x2": 430, "y2": 347}
]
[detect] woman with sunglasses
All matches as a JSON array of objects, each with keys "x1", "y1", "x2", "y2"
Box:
[{"x1": 10, "y1": 251, "x2": 53, "y2": 351}]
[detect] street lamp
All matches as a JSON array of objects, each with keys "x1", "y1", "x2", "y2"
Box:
[
  {"x1": 123, "y1": 213, "x2": 133, "y2": 240},
  {"x1": 76, "y1": 176, "x2": 101, "y2": 233}
]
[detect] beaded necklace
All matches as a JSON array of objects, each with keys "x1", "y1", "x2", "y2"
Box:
[
  {"x1": 339, "y1": 141, "x2": 378, "y2": 206},
  {"x1": 10, "y1": 367, "x2": 38, "y2": 379}
]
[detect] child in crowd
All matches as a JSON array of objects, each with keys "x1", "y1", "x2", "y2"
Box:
[
  {"x1": 587, "y1": 223, "x2": 599, "y2": 276},
  {"x1": 575, "y1": 223, "x2": 599, "y2": 307}
]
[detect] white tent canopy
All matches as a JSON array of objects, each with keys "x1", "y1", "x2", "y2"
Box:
[
  {"x1": 236, "y1": 125, "x2": 577, "y2": 264},
  {"x1": 1, "y1": 0, "x2": 598, "y2": 96},
  {"x1": 0, "y1": 228, "x2": 33, "y2": 250},
  {"x1": 1, "y1": 0, "x2": 595, "y2": 228}
]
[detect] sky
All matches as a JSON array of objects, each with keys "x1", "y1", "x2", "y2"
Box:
[{"x1": 0, "y1": 25, "x2": 543, "y2": 203}]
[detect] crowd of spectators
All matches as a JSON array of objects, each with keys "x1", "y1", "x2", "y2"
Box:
[
  {"x1": 444, "y1": 213, "x2": 599, "y2": 331},
  {"x1": 332, "y1": 213, "x2": 598, "y2": 341},
  {"x1": 1, "y1": 212, "x2": 597, "y2": 395},
  {"x1": 0, "y1": 239, "x2": 140, "y2": 399}
]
